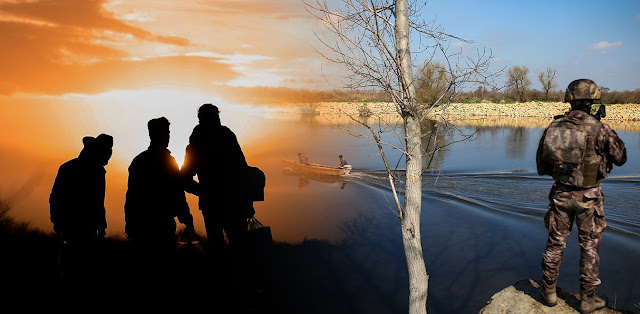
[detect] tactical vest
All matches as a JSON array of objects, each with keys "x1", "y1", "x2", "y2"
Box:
[{"x1": 540, "y1": 113, "x2": 604, "y2": 187}]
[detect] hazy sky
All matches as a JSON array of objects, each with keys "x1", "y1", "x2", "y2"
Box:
[{"x1": 1, "y1": 0, "x2": 638, "y2": 96}]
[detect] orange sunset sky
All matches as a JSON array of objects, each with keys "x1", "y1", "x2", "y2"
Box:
[
  {"x1": 0, "y1": 0, "x2": 337, "y2": 95},
  {"x1": 0, "y1": 0, "x2": 346, "y2": 238}
]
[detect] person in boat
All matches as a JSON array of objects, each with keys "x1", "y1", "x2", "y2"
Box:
[
  {"x1": 298, "y1": 152, "x2": 310, "y2": 166},
  {"x1": 338, "y1": 155, "x2": 349, "y2": 168},
  {"x1": 536, "y1": 79, "x2": 627, "y2": 313},
  {"x1": 182, "y1": 104, "x2": 254, "y2": 259},
  {"x1": 124, "y1": 117, "x2": 195, "y2": 269}
]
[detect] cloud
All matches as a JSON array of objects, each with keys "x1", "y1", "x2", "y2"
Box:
[
  {"x1": 0, "y1": 0, "x2": 204, "y2": 94},
  {"x1": 636, "y1": 13, "x2": 640, "y2": 20},
  {"x1": 184, "y1": 52, "x2": 275, "y2": 64},
  {"x1": 0, "y1": 0, "x2": 191, "y2": 71},
  {"x1": 0, "y1": 0, "x2": 189, "y2": 45},
  {"x1": 589, "y1": 40, "x2": 622, "y2": 50},
  {"x1": 0, "y1": 12, "x2": 57, "y2": 26},
  {"x1": 0, "y1": 46, "x2": 239, "y2": 95},
  {"x1": 452, "y1": 41, "x2": 468, "y2": 48},
  {"x1": 0, "y1": 0, "x2": 328, "y2": 95}
]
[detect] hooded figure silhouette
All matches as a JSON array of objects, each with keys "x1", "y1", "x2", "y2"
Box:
[
  {"x1": 50, "y1": 133, "x2": 113, "y2": 284},
  {"x1": 50, "y1": 134, "x2": 113, "y2": 240}
]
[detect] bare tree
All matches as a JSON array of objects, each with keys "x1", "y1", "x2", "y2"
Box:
[
  {"x1": 303, "y1": 1, "x2": 497, "y2": 313},
  {"x1": 537, "y1": 67, "x2": 558, "y2": 101},
  {"x1": 507, "y1": 65, "x2": 531, "y2": 102},
  {"x1": 415, "y1": 61, "x2": 449, "y2": 105}
]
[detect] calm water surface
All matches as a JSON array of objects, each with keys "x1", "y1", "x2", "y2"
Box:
[{"x1": 252, "y1": 113, "x2": 640, "y2": 313}]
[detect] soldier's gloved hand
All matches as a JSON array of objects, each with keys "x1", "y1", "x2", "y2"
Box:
[{"x1": 98, "y1": 229, "x2": 106, "y2": 239}]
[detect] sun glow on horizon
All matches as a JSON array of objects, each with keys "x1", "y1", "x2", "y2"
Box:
[
  {"x1": 60, "y1": 88, "x2": 275, "y2": 168},
  {"x1": 68, "y1": 89, "x2": 218, "y2": 167}
]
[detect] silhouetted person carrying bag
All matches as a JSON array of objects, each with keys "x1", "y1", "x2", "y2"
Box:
[
  {"x1": 125, "y1": 117, "x2": 195, "y2": 284},
  {"x1": 50, "y1": 133, "x2": 113, "y2": 285},
  {"x1": 182, "y1": 104, "x2": 254, "y2": 255}
]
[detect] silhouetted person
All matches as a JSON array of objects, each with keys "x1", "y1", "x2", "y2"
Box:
[
  {"x1": 50, "y1": 133, "x2": 113, "y2": 284},
  {"x1": 182, "y1": 104, "x2": 254, "y2": 256},
  {"x1": 182, "y1": 104, "x2": 256, "y2": 305},
  {"x1": 125, "y1": 117, "x2": 195, "y2": 277},
  {"x1": 298, "y1": 152, "x2": 310, "y2": 165}
]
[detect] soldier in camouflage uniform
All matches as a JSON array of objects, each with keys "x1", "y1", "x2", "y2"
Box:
[{"x1": 536, "y1": 79, "x2": 627, "y2": 313}]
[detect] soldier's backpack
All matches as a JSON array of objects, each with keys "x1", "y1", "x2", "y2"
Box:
[{"x1": 539, "y1": 114, "x2": 603, "y2": 187}]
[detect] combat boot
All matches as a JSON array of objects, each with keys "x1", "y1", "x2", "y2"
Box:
[
  {"x1": 539, "y1": 288, "x2": 557, "y2": 307},
  {"x1": 579, "y1": 294, "x2": 607, "y2": 314}
]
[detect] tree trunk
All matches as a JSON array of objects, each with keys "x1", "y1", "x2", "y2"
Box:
[
  {"x1": 395, "y1": 0, "x2": 429, "y2": 313},
  {"x1": 403, "y1": 114, "x2": 428, "y2": 314}
]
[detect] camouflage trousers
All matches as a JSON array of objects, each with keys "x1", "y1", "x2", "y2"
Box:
[{"x1": 541, "y1": 183, "x2": 607, "y2": 296}]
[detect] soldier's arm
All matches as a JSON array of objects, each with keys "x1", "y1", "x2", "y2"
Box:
[
  {"x1": 535, "y1": 128, "x2": 548, "y2": 175},
  {"x1": 601, "y1": 124, "x2": 627, "y2": 167}
]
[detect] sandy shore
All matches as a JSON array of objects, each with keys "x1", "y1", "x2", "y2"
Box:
[{"x1": 308, "y1": 101, "x2": 640, "y2": 120}]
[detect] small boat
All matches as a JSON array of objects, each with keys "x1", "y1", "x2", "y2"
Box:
[{"x1": 282, "y1": 159, "x2": 352, "y2": 176}]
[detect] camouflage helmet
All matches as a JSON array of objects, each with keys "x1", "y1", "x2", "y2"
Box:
[{"x1": 564, "y1": 79, "x2": 601, "y2": 104}]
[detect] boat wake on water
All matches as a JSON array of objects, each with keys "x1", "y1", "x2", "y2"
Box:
[{"x1": 347, "y1": 169, "x2": 640, "y2": 237}]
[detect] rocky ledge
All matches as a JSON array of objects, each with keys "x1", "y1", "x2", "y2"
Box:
[
  {"x1": 479, "y1": 279, "x2": 634, "y2": 314},
  {"x1": 303, "y1": 101, "x2": 640, "y2": 121}
]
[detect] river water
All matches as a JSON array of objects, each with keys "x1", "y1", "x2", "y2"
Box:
[
  {"x1": 1, "y1": 102, "x2": 638, "y2": 313},
  {"x1": 251, "y1": 111, "x2": 640, "y2": 313}
]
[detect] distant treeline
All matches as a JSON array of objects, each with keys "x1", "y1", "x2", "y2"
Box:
[
  {"x1": 456, "y1": 86, "x2": 640, "y2": 104},
  {"x1": 214, "y1": 86, "x2": 640, "y2": 105},
  {"x1": 214, "y1": 86, "x2": 391, "y2": 104}
]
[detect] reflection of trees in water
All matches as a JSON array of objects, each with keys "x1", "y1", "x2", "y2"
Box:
[
  {"x1": 472, "y1": 125, "x2": 502, "y2": 137},
  {"x1": 336, "y1": 214, "x2": 407, "y2": 311},
  {"x1": 355, "y1": 118, "x2": 458, "y2": 171},
  {"x1": 297, "y1": 115, "x2": 322, "y2": 126},
  {"x1": 421, "y1": 119, "x2": 450, "y2": 170},
  {"x1": 506, "y1": 127, "x2": 529, "y2": 159},
  {"x1": 291, "y1": 115, "x2": 470, "y2": 172},
  {"x1": 339, "y1": 214, "x2": 380, "y2": 245},
  {"x1": 472, "y1": 125, "x2": 530, "y2": 159}
]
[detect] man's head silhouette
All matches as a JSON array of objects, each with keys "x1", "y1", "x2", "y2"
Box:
[
  {"x1": 81, "y1": 133, "x2": 113, "y2": 166},
  {"x1": 148, "y1": 117, "x2": 170, "y2": 148},
  {"x1": 95, "y1": 134, "x2": 113, "y2": 166},
  {"x1": 198, "y1": 103, "x2": 221, "y2": 126}
]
